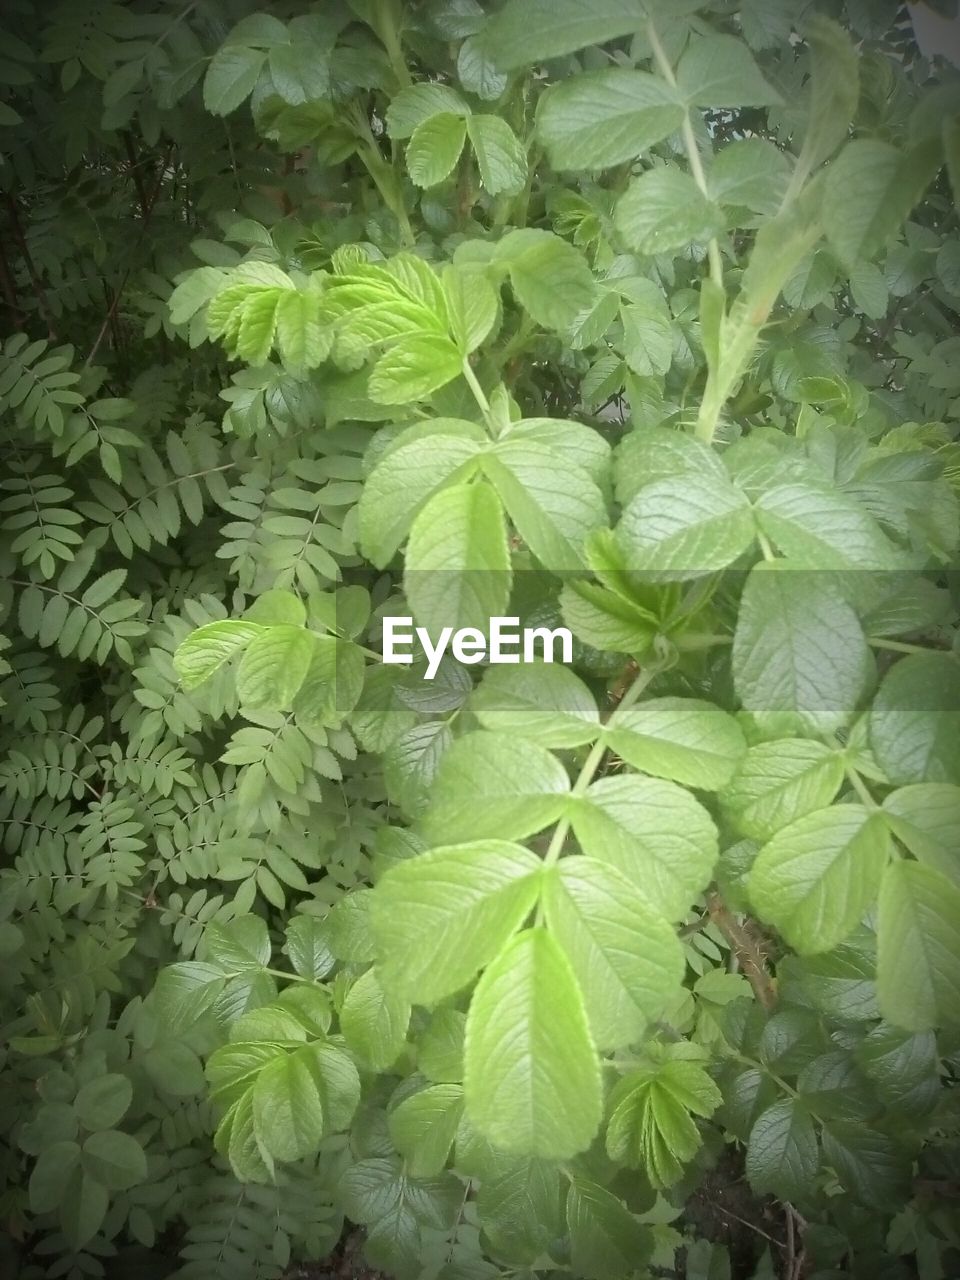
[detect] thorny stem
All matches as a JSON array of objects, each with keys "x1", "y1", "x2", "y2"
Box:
[{"x1": 707, "y1": 892, "x2": 778, "y2": 1011}]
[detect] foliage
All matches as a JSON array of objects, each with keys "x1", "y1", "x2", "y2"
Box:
[{"x1": 2, "y1": 2, "x2": 960, "y2": 1279}]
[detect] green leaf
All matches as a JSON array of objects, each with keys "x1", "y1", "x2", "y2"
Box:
[
  {"x1": 795, "y1": 16, "x2": 860, "y2": 175},
  {"x1": 369, "y1": 334, "x2": 464, "y2": 404},
  {"x1": 484, "y1": 0, "x2": 647, "y2": 70},
  {"x1": 536, "y1": 70, "x2": 684, "y2": 170},
  {"x1": 495, "y1": 229, "x2": 598, "y2": 331},
  {"x1": 285, "y1": 915, "x2": 335, "y2": 980},
  {"x1": 236, "y1": 625, "x2": 315, "y2": 710},
  {"x1": 74, "y1": 1075, "x2": 133, "y2": 1132},
  {"x1": 869, "y1": 654, "x2": 960, "y2": 784},
  {"x1": 442, "y1": 265, "x2": 499, "y2": 354},
  {"x1": 677, "y1": 35, "x2": 782, "y2": 107},
  {"x1": 404, "y1": 482, "x2": 511, "y2": 635},
  {"x1": 543, "y1": 857, "x2": 684, "y2": 1049},
  {"x1": 341, "y1": 967, "x2": 411, "y2": 1071},
  {"x1": 201, "y1": 914, "x2": 271, "y2": 972},
  {"x1": 471, "y1": 662, "x2": 600, "y2": 748},
  {"x1": 60, "y1": 1169, "x2": 109, "y2": 1251},
  {"x1": 81, "y1": 1130, "x2": 148, "y2": 1190},
  {"x1": 749, "y1": 806, "x2": 890, "y2": 954},
  {"x1": 605, "y1": 697, "x2": 746, "y2": 790},
  {"x1": 388, "y1": 1084, "x2": 464, "y2": 1176},
  {"x1": 745, "y1": 1099, "x2": 818, "y2": 1202},
  {"x1": 372, "y1": 840, "x2": 543, "y2": 1003},
  {"x1": 820, "y1": 1120, "x2": 907, "y2": 1209},
  {"x1": 359, "y1": 428, "x2": 483, "y2": 567},
  {"x1": 422, "y1": 730, "x2": 570, "y2": 843},
  {"x1": 419, "y1": 1009, "x2": 466, "y2": 1083},
  {"x1": 466, "y1": 115, "x2": 526, "y2": 195},
  {"x1": 823, "y1": 138, "x2": 943, "y2": 268},
  {"x1": 464, "y1": 927, "x2": 602, "y2": 1158},
  {"x1": 407, "y1": 113, "x2": 468, "y2": 187},
  {"x1": 252, "y1": 1048, "x2": 325, "y2": 1162},
  {"x1": 754, "y1": 482, "x2": 900, "y2": 569},
  {"x1": 203, "y1": 44, "x2": 267, "y2": 115},
  {"x1": 386, "y1": 83, "x2": 472, "y2": 139},
  {"x1": 877, "y1": 860, "x2": 960, "y2": 1031},
  {"x1": 566, "y1": 1178, "x2": 652, "y2": 1280},
  {"x1": 615, "y1": 473, "x2": 754, "y2": 580},
  {"x1": 723, "y1": 739, "x2": 845, "y2": 841},
  {"x1": 29, "y1": 1141, "x2": 81, "y2": 1213},
  {"x1": 606, "y1": 1058, "x2": 721, "y2": 1188},
  {"x1": 483, "y1": 438, "x2": 606, "y2": 569},
  {"x1": 733, "y1": 565, "x2": 873, "y2": 732},
  {"x1": 215, "y1": 1089, "x2": 272, "y2": 1183},
  {"x1": 475, "y1": 1158, "x2": 563, "y2": 1264},
  {"x1": 707, "y1": 138, "x2": 791, "y2": 214},
  {"x1": 616, "y1": 169, "x2": 724, "y2": 256},
  {"x1": 294, "y1": 635, "x2": 365, "y2": 727},
  {"x1": 882, "y1": 784, "x2": 960, "y2": 885},
  {"x1": 571, "y1": 774, "x2": 718, "y2": 921},
  {"x1": 173, "y1": 620, "x2": 263, "y2": 690}
]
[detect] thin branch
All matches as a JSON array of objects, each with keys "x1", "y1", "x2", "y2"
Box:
[
  {"x1": 706, "y1": 890, "x2": 778, "y2": 1011},
  {"x1": 3, "y1": 191, "x2": 56, "y2": 337}
]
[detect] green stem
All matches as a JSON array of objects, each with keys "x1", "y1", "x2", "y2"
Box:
[
  {"x1": 647, "y1": 19, "x2": 723, "y2": 289},
  {"x1": 757, "y1": 531, "x2": 777, "y2": 561},
  {"x1": 868, "y1": 637, "x2": 949, "y2": 656},
  {"x1": 461, "y1": 357, "x2": 491, "y2": 418},
  {"x1": 844, "y1": 766, "x2": 878, "y2": 810}
]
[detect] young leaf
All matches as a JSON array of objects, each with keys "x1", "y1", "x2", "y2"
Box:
[
  {"x1": 406, "y1": 113, "x2": 468, "y2": 187},
  {"x1": 372, "y1": 841, "x2": 543, "y2": 1003},
  {"x1": 236, "y1": 625, "x2": 316, "y2": 709},
  {"x1": 464, "y1": 928, "x2": 602, "y2": 1158},
  {"x1": 174, "y1": 620, "x2": 264, "y2": 690},
  {"x1": 605, "y1": 697, "x2": 747, "y2": 791},
  {"x1": 466, "y1": 115, "x2": 527, "y2": 195}
]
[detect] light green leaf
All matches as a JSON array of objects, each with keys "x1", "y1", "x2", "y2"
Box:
[
  {"x1": 615, "y1": 473, "x2": 755, "y2": 581},
  {"x1": 388, "y1": 1084, "x2": 464, "y2": 1176},
  {"x1": 203, "y1": 44, "x2": 267, "y2": 115},
  {"x1": 407, "y1": 113, "x2": 468, "y2": 187},
  {"x1": 285, "y1": 915, "x2": 335, "y2": 981},
  {"x1": 471, "y1": 662, "x2": 600, "y2": 748},
  {"x1": 606, "y1": 697, "x2": 747, "y2": 790},
  {"x1": 536, "y1": 69, "x2": 684, "y2": 170},
  {"x1": 794, "y1": 16, "x2": 860, "y2": 176},
  {"x1": 484, "y1": 0, "x2": 647, "y2": 70},
  {"x1": 359, "y1": 428, "x2": 483, "y2": 567},
  {"x1": 754, "y1": 482, "x2": 900, "y2": 569},
  {"x1": 466, "y1": 115, "x2": 526, "y2": 195},
  {"x1": 174, "y1": 620, "x2": 263, "y2": 690},
  {"x1": 293, "y1": 635, "x2": 365, "y2": 727},
  {"x1": 823, "y1": 138, "x2": 943, "y2": 268},
  {"x1": 606, "y1": 1059, "x2": 720, "y2": 1188},
  {"x1": 419, "y1": 1009, "x2": 466, "y2": 1083},
  {"x1": 544, "y1": 857, "x2": 684, "y2": 1049},
  {"x1": 749, "y1": 806, "x2": 890, "y2": 954},
  {"x1": 882, "y1": 784, "x2": 960, "y2": 886},
  {"x1": 422, "y1": 730, "x2": 570, "y2": 843},
  {"x1": 252, "y1": 1048, "x2": 325, "y2": 1162},
  {"x1": 616, "y1": 168, "x2": 724, "y2": 256},
  {"x1": 877, "y1": 860, "x2": 960, "y2": 1030},
  {"x1": 236, "y1": 625, "x2": 315, "y2": 710},
  {"x1": 404, "y1": 482, "x2": 511, "y2": 635},
  {"x1": 464, "y1": 927, "x2": 602, "y2": 1158},
  {"x1": 745, "y1": 1099, "x2": 818, "y2": 1202},
  {"x1": 621, "y1": 301, "x2": 674, "y2": 376},
  {"x1": 571, "y1": 774, "x2": 719, "y2": 921},
  {"x1": 495, "y1": 228, "x2": 598, "y2": 331},
  {"x1": 869, "y1": 654, "x2": 960, "y2": 784},
  {"x1": 341, "y1": 967, "x2": 411, "y2": 1071},
  {"x1": 369, "y1": 334, "x2": 463, "y2": 403},
  {"x1": 442, "y1": 265, "x2": 499, "y2": 354},
  {"x1": 723, "y1": 739, "x2": 845, "y2": 841},
  {"x1": 677, "y1": 34, "x2": 782, "y2": 107},
  {"x1": 372, "y1": 840, "x2": 543, "y2": 1003},
  {"x1": 201, "y1": 914, "x2": 271, "y2": 972},
  {"x1": 483, "y1": 437, "x2": 607, "y2": 569},
  {"x1": 732, "y1": 565, "x2": 874, "y2": 733}
]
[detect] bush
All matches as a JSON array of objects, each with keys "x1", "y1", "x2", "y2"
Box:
[{"x1": 2, "y1": 2, "x2": 960, "y2": 1278}]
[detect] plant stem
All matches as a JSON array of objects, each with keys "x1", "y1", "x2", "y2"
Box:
[
  {"x1": 868, "y1": 636, "x2": 948, "y2": 656},
  {"x1": 461, "y1": 357, "x2": 491, "y2": 418},
  {"x1": 646, "y1": 20, "x2": 723, "y2": 289}
]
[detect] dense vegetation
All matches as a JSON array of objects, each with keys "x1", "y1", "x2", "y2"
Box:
[{"x1": 2, "y1": 2, "x2": 960, "y2": 1278}]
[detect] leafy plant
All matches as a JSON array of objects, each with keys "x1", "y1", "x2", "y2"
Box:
[{"x1": 2, "y1": 2, "x2": 960, "y2": 1280}]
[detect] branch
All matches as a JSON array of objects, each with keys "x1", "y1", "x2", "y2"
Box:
[
  {"x1": 3, "y1": 192, "x2": 56, "y2": 338},
  {"x1": 706, "y1": 890, "x2": 778, "y2": 1011}
]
